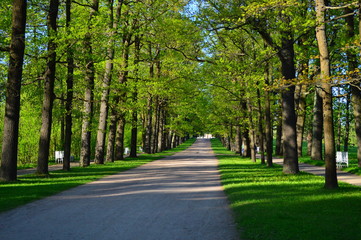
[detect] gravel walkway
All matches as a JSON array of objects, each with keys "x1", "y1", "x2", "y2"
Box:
[{"x1": 0, "y1": 139, "x2": 240, "y2": 240}]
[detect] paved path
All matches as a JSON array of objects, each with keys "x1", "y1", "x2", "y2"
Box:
[
  {"x1": 273, "y1": 157, "x2": 361, "y2": 187},
  {"x1": 0, "y1": 139, "x2": 240, "y2": 240}
]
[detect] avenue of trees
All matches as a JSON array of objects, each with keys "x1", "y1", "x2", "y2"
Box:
[{"x1": 1, "y1": 0, "x2": 361, "y2": 190}]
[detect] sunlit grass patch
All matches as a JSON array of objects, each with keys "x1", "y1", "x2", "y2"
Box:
[{"x1": 211, "y1": 138, "x2": 361, "y2": 240}]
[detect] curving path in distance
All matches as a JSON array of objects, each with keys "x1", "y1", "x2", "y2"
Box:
[{"x1": 0, "y1": 138, "x2": 240, "y2": 240}]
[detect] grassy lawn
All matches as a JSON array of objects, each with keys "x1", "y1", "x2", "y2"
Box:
[
  {"x1": 298, "y1": 142, "x2": 361, "y2": 176},
  {"x1": 273, "y1": 141, "x2": 361, "y2": 175},
  {"x1": 212, "y1": 138, "x2": 361, "y2": 240},
  {"x1": 0, "y1": 138, "x2": 196, "y2": 213}
]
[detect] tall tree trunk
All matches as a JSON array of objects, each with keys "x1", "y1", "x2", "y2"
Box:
[
  {"x1": 129, "y1": 35, "x2": 140, "y2": 158},
  {"x1": 153, "y1": 98, "x2": 160, "y2": 153},
  {"x1": 80, "y1": 0, "x2": 99, "y2": 167},
  {"x1": 153, "y1": 60, "x2": 162, "y2": 153},
  {"x1": 0, "y1": 0, "x2": 27, "y2": 181},
  {"x1": 315, "y1": 0, "x2": 338, "y2": 189},
  {"x1": 254, "y1": 20, "x2": 298, "y2": 173},
  {"x1": 311, "y1": 88, "x2": 323, "y2": 160},
  {"x1": 247, "y1": 102, "x2": 256, "y2": 162},
  {"x1": 144, "y1": 43, "x2": 154, "y2": 154},
  {"x1": 94, "y1": 55, "x2": 113, "y2": 164},
  {"x1": 144, "y1": 95, "x2": 153, "y2": 153},
  {"x1": 105, "y1": 110, "x2": 117, "y2": 162},
  {"x1": 242, "y1": 129, "x2": 251, "y2": 157},
  {"x1": 113, "y1": 30, "x2": 130, "y2": 160},
  {"x1": 275, "y1": 109, "x2": 283, "y2": 156},
  {"x1": 357, "y1": 0, "x2": 361, "y2": 167},
  {"x1": 278, "y1": 35, "x2": 299, "y2": 174},
  {"x1": 160, "y1": 108, "x2": 167, "y2": 152},
  {"x1": 115, "y1": 114, "x2": 125, "y2": 160},
  {"x1": 63, "y1": 0, "x2": 73, "y2": 171},
  {"x1": 336, "y1": 104, "x2": 342, "y2": 152},
  {"x1": 94, "y1": 0, "x2": 121, "y2": 164},
  {"x1": 343, "y1": 91, "x2": 350, "y2": 152},
  {"x1": 129, "y1": 110, "x2": 138, "y2": 157},
  {"x1": 235, "y1": 124, "x2": 242, "y2": 154},
  {"x1": 257, "y1": 87, "x2": 265, "y2": 164},
  {"x1": 345, "y1": 5, "x2": 361, "y2": 166},
  {"x1": 307, "y1": 132, "x2": 312, "y2": 156},
  {"x1": 37, "y1": 0, "x2": 59, "y2": 175},
  {"x1": 264, "y1": 61, "x2": 273, "y2": 166},
  {"x1": 227, "y1": 125, "x2": 232, "y2": 151},
  {"x1": 295, "y1": 83, "x2": 307, "y2": 157}
]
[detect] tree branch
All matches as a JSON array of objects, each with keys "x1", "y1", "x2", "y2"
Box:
[
  {"x1": 326, "y1": 11, "x2": 356, "y2": 22},
  {"x1": 72, "y1": 0, "x2": 93, "y2": 8},
  {"x1": 166, "y1": 45, "x2": 215, "y2": 64},
  {"x1": 325, "y1": 2, "x2": 358, "y2": 10},
  {"x1": 209, "y1": 83, "x2": 241, "y2": 101}
]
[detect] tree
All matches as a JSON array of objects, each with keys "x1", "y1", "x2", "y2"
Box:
[
  {"x1": 80, "y1": 0, "x2": 99, "y2": 167},
  {"x1": 315, "y1": 0, "x2": 338, "y2": 189},
  {"x1": 94, "y1": 0, "x2": 122, "y2": 164},
  {"x1": 37, "y1": 0, "x2": 59, "y2": 175},
  {"x1": 63, "y1": 0, "x2": 73, "y2": 171},
  {"x1": 0, "y1": 0, "x2": 27, "y2": 181},
  {"x1": 311, "y1": 88, "x2": 323, "y2": 160},
  {"x1": 348, "y1": 3, "x2": 361, "y2": 167}
]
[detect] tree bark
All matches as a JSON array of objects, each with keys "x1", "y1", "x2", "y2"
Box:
[
  {"x1": 129, "y1": 35, "x2": 141, "y2": 158},
  {"x1": 115, "y1": 114, "x2": 125, "y2": 160},
  {"x1": 0, "y1": 0, "x2": 27, "y2": 181},
  {"x1": 278, "y1": 35, "x2": 299, "y2": 174},
  {"x1": 357, "y1": 0, "x2": 361, "y2": 167},
  {"x1": 247, "y1": 101, "x2": 256, "y2": 162},
  {"x1": 253, "y1": 20, "x2": 298, "y2": 173},
  {"x1": 63, "y1": 0, "x2": 73, "y2": 171},
  {"x1": 275, "y1": 108, "x2": 283, "y2": 156},
  {"x1": 343, "y1": 91, "x2": 350, "y2": 152},
  {"x1": 295, "y1": 83, "x2": 307, "y2": 157},
  {"x1": 129, "y1": 110, "x2": 138, "y2": 157},
  {"x1": 242, "y1": 129, "x2": 251, "y2": 157},
  {"x1": 80, "y1": 0, "x2": 99, "y2": 167},
  {"x1": 257, "y1": 87, "x2": 265, "y2": 164},
  {"x1": 37, "y1": 0, "x2": 59, "y2": 175},
  {"x1": 144, "y1": 43, "x2": 154, "y2": 154},
  {"x1": 159, "y1": 108, "x2": 167, "y2": 152},
  {"x1": 307, "y1": 132, "x2": 312, "y2": 156},
  {"x1": 113, "y1": 29, "x2": 130, "y2": 160},
  {"x1": 235, "y1": 124, "x2": 242, "y2": 154},
  {"x1": 105, "y1": 110, "x2": 117, "y2": 162},
  {"x1": 94, "y1": 0, "x2": 121, "y2": 164},
  {"x1": 345, "y1": 5, "x2": 361, "y2": 166},
  {"x1": 152, "y1": 97, "x2": 161, "y2": 153},
  {"x1": 311, "y1": 88, "x2": 323, "y2": 160},
  {"x1": 264, "y1": 61, "x2": 273, "y2": 166},
  {"x1": 315, "y1": 0, "x2": 338, "y2": 189}
]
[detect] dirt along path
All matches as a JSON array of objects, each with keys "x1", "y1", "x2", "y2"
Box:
[{"x1": 0, "y1": 138, "x2": 240, "y2": 240}]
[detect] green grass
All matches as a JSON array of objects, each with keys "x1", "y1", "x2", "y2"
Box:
[
  {"x1": 298, "y1": 156, "x2": 361, "y2": 176},
  {"x1": 212, "y1": 138, "x2": 361, "y2": 240},
  {"x1": 0, "y1": 138, "x2": 196, "y2": 213}
]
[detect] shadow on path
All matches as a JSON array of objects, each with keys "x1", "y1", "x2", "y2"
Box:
[{"x1": 0, "y1": 139, "x2": 240, "y2": 240}]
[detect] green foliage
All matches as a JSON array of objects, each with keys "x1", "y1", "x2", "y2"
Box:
[{"x1": 212, "y1": 138, "x2": 361, "y2": 240}]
